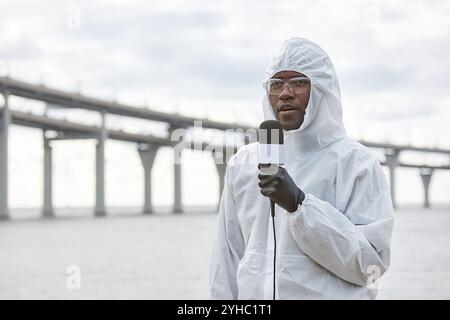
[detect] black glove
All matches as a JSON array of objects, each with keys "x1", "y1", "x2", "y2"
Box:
[{"x1": 257, "y1": 164, "x2": 305, "y2": 213}]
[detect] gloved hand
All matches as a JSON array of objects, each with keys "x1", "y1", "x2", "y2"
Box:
[{"x1": 258, "y1": 164, "x2": 305, "y2": 213}]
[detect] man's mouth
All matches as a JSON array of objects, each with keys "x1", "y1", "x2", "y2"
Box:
[{"x1": 278, "y1": 104, "x2": 298, "y2": 113}]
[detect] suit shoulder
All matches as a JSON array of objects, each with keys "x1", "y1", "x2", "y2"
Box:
[
  {"x1": 333, "y1": 137, "x2": 380, "y2": 165},
  {"x1": 228, "y1": 142, "x2": 258, "y2": 167}
]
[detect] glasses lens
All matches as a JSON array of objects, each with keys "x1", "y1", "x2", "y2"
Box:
[
  {"x1": 289, "y1": 77, "x2": 310, "y2": 94},
  {"x1": 267, "y1": 77, "x2": 310, "y2": 95},
  {"x1": 268, "y1": 79, "x2": 284, "y2": 95}
]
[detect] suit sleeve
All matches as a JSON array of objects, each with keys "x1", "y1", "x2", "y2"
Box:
[
  {"x1": 209, "y1": 161, "x2": 245, "y2": 299},
  {"x1": 288, "y1": 156, "x2": 394, "y2": 286}
]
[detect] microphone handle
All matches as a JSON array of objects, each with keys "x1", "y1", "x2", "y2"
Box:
[{"x1": 270, "y1": 199, "x2": 275, "y2": 217}]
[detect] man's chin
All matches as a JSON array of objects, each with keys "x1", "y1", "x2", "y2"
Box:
[{"x1": 279, "y1": 120, "x2": 302, "y2": 131}]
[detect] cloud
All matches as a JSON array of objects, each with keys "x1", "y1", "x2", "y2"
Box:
[
  {"x1": 2, "y1": 0, "x2": 450, "y2": 129},
  {"x1": 340, "y1": 62, "x2": 418, "y2": 93},
  {"x1": 0, "y1": 37, "x2": 42, "y2": 60}
]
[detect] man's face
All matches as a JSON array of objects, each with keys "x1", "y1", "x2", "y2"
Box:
[{"x1": 268, "y1": 70, "x2": 311, "y2": 131}]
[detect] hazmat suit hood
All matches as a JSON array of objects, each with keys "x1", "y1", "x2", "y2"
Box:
[{"x1": 262, "y1": 37, "x2": 347, "y2": 155}]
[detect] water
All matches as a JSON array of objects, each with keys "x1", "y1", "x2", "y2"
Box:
[{"x1": 1, "y1": 206, "x2": 450, "y2": 299}]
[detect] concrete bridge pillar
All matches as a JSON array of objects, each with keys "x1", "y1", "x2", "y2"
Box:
[
  {"x1": 169, "y1": 126, "x2": 186, "y2": 214},
  {"x1": 0, "y1": 91, "x2": 10, "y2": 220},
  {"x1": 138, "y1": 144, "x2": 159, "y2": 214},
  {"x1": 212, "y1": 146, "x2": 236, "y2": 212},
  {"x1": 385, "y1": 148, "x2": 400, "y2": 209},
  {"x1": 43, "y1": 131, "x2": 54, "y2": 217},
  {"x1": 95, "y1": 111, "x2": 108, "y2": 217},
  {"x1": 214, "y1": 161, "x2": 227, "y2": 212},
  {"x1": 173, "y1": 147, "x2": 182, "y2": 213},
  {"x1": 419, "y1": 168, "x2": 433, "y2": 209}
]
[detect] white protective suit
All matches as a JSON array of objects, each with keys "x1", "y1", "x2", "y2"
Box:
[{"x1": 209, "y1": 37, "x2": 394, "y2": 299}]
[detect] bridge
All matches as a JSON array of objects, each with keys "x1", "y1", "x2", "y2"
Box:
[{"x1": 1, "y1": 76, "x2": 449, "y2": 219}]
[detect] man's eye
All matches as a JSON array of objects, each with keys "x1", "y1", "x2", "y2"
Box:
[
  {"x1": 270, "y1": 82, "x2": 283, "y2": 89},
  {"x1": 291, "y1": 79, "x2": 308, "y2": 87}
]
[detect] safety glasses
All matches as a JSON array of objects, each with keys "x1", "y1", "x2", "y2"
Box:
[{"x1": 265, "y1": 76, "x2": 310, "y2": 96}]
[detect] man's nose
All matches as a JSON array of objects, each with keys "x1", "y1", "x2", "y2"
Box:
[{"x1": 278, "y1": 83, "x2": 295, "y2": 99}]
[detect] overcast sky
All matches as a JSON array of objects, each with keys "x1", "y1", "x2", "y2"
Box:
[{"x1": 1, "y1": 0, "x2": 450, "y2": 208}]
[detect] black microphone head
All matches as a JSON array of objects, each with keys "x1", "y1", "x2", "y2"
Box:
[{"x1": 259, "y1": 120, "x2": 284, "y2": 145}]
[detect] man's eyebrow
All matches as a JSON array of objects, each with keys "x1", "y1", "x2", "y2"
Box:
[{"x1": 272, "y1": 74, "x2": 306, "y2": 79}]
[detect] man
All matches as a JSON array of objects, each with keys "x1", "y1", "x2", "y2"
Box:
[{"x1": 209, "y1": 37, "x2": 394, "y2": 299}]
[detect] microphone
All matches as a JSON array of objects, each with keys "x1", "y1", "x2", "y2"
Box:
[
  {"x1": 258, "y1": 120, "x2": 285, "y2": 171},
  {"x1": 258, "y1": 120, "x2": 284, "y2": 301},
  {"x1": 258, "y1": 120, "x2": 284, "y2": 218}
]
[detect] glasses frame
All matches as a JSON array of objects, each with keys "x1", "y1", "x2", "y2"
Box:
[{"x1": 265, "y1": 76, "x2": 311, "y2": 96}]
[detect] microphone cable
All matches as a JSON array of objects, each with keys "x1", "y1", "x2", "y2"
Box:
[{"x1": 270, "y1": 199, "x2": 276, "y2": 300}]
